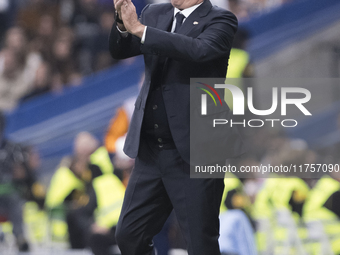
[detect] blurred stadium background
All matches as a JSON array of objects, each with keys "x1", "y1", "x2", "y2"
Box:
[{"x1": 0, "y1": 0, "x2": 340, "y2": 254}]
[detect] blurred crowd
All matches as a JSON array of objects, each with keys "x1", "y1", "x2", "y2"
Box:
[
  {"x1": 0, "y1": 0, "x2": 295, "y2": 112},
  {"x1": 0, "y1": 0, "x2": 120, "y2": 112}
]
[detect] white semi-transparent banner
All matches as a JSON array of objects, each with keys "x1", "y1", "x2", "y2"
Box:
[{"x1": 190, "y1": 78, "x2": 340, "y2": 178}]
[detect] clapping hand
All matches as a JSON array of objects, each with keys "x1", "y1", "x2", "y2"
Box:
[{"x1": 116, "y1": 0, "x2": 145, "y2": 38}]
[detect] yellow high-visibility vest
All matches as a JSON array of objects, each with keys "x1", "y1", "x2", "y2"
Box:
[
  {"x1": 271, "y1": 177, "x2": 309, "y2": 211},
  {"x1": 220, "y1": 173, "x2": 245, "y2": 213},
  {"x1": 252, "y1": 177, "x2": 279, "y2": 219},
  {"x1": 225, "y1": 48, "x2": 250, "y2": 110},
  {"x1": 93, "y1": 174, "x2": 125, "y2": 228},
  {"x1": 303, "y1": 175, "x2": 340, "y2": 221},
  {"x1": 253, "y1": 177, "x2": 309, "y2": 253},
  {"x1": 45, "y1": 166, "x2": 84, "y2": 209},
  {"x1": 90, "y1": 146, "x2": 114, "y2": 174},
  {"x1": 227, "y1": 48, "x2": 250, "y2": 79},
  {"x1": 253, "y1": 177, "x2": 309, "y2": 219},
  {"x1": 303, "y1": 176, "x2": 340, "y2": 254}
]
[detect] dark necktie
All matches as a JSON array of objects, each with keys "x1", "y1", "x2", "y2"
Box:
[{"x1": 174, "y1": 12, "x2": 185, "y2": 33}]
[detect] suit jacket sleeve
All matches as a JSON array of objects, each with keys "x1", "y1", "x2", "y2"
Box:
[
  {"x1": 141, "y1": 9, "x2": 238, "y2": 63},
  {"x1": 108, "y1": 5, "x2": 150, "y2": 59}
]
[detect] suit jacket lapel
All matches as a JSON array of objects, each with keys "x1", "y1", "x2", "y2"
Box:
[
  {"x1": 177, "y1": 0, "x2": 212, "y2": 35},
  {"x1": 156, "y1": 7, "x2": 174, "y2": 31},
  {"x1": 149, "y1": 7, "x2": 173, "y2": 64},
  {"x1": 145, "y1": 6, "x2": 173, "y2": 93}
]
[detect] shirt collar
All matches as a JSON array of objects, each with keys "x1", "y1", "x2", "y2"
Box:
[{"x1": 174, "y1": 2, "x2": 204, "y2": 19}]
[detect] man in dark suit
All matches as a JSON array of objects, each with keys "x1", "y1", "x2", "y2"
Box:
[{"x1": 109, "y1": 0, "x2": 243, "y2": 254}]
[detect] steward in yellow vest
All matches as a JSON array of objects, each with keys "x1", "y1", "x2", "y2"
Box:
[
  {"x1": 66, "y1": 164, "x2": 125, "y2": 254},
  {"x1": 45, "y1": 132, "x2": 115, "y2": 242},
  {"x1": 253, "y1": 146, "x2": 313, "y2": 254},
  {"x1": 252, "y1": 175, "x2": 309, "y2": 253},
  {"x1": 303, "y1": 175, "x2": 340, "y2": 255},
  {"x1": 45, "y1": 158, "x2": 99, "y2": 243},
  {"x1": 253, "y1": 147, "x2": 311, "y2": 221},
  {"x1": 45, "y1": 133, "x2": 114, "y2": 210}
]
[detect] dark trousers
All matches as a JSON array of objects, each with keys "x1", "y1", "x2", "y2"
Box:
[
  {"x1": 115, "y1": 139, "x2": 225, "y2": 255},
  {"x1": 89, "y1": 227, "x2": 117, "y2": 255},
  {"x1": 0, "y1": 193, "x2": 24, "y2": 239},
  {"x1": 66, "y1": 208, "x2": 92, "y2": 249}
]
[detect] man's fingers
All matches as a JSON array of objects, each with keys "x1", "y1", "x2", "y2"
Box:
[
  {"x1": 114, "y1": 0, "x2": 122, "y2": 7},
  {"x1": 120, "y1": 0, "x2": 138, "y2": 34},
  {"x1": 123, "y1": 0, "x2": 135, "y2": 11},
  {"x1": 116, "y1": 0, "x2": 123, "y2": 7},
  {"x1": 124, "y1": 0, "x2": 131, "y2": 8},
  {"x1": 115, "y1": 0, "x2": 124, "y2": 10},
  {"x1": 121, "y1": 0, "x2": 130, "y2": 14}
]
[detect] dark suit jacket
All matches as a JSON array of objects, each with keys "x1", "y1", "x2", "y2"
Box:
[{"x1": 109, "y1": 0, "x2": 244, "y2": 165}]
